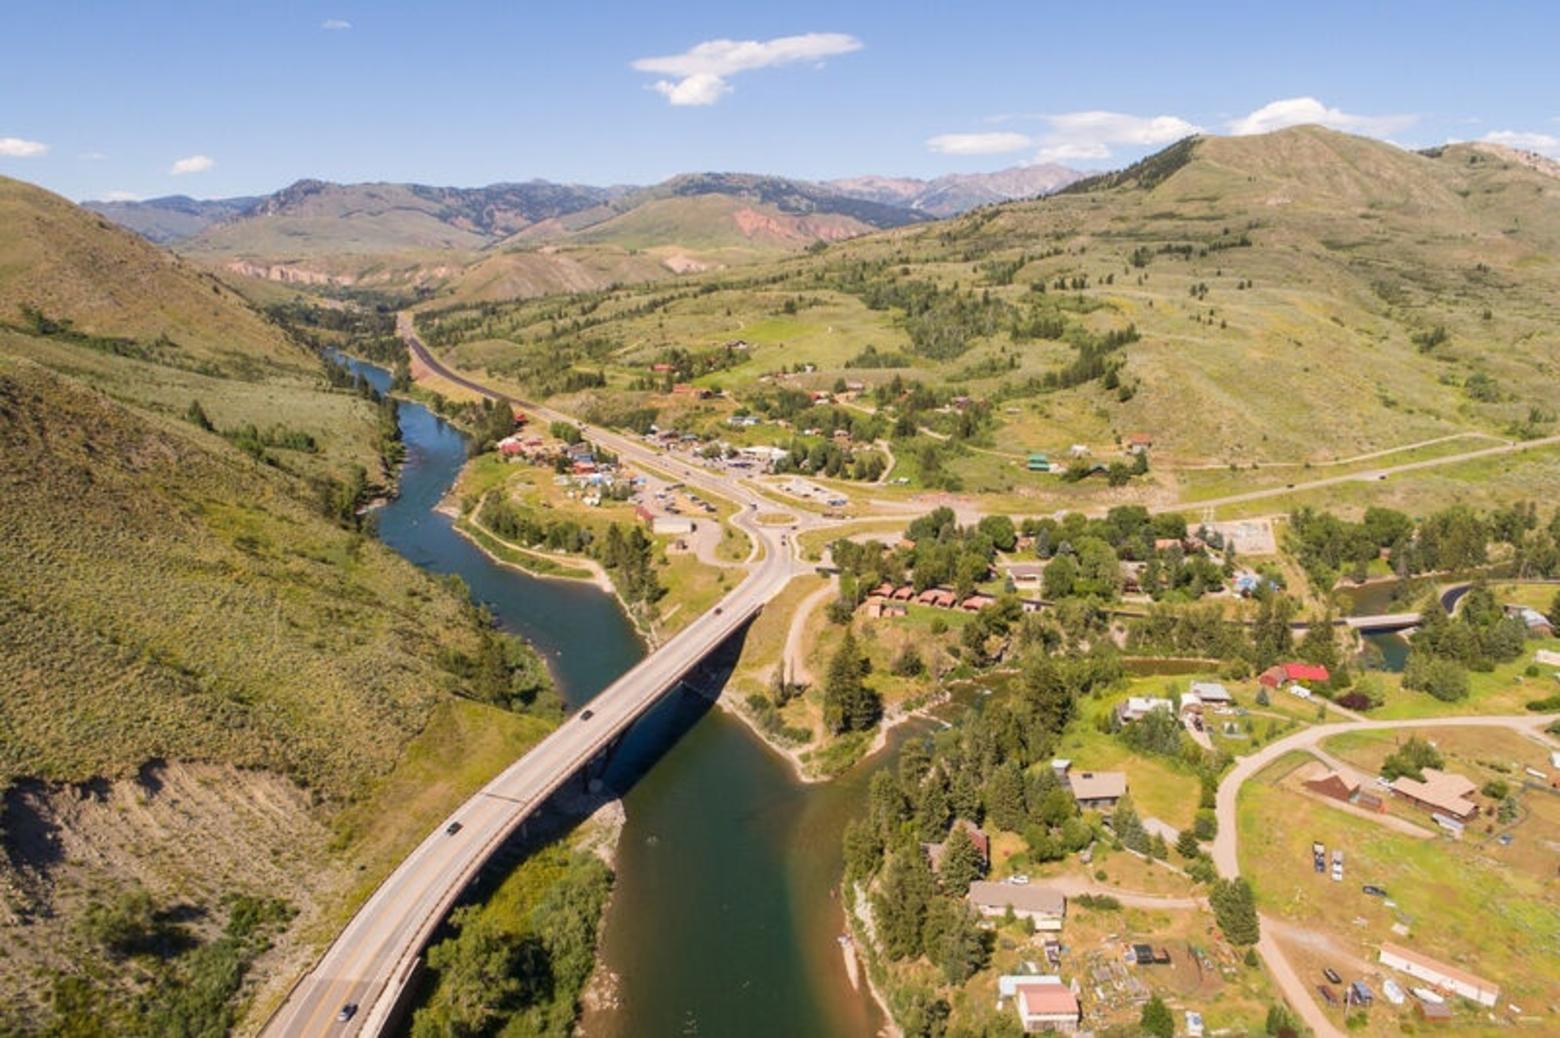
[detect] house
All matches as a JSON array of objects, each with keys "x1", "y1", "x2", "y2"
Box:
[
  {"x1": 1389, "y1": 768, "x2": 1479, "y2": 820},
  {"x1": 1119, "y1": 561, "x2": 1145, "y2": 593},
  {"x1": 1027, "y1": 453, "x2": 1051, "y2": 472},
  {"x1": 1303, "y1": 767, "x2": 1362, "y2": 805},
  {"x1": 1006, "y1": 563, "x2": 1047, "y2": 586},
  {"x1": 1505, "y1": 604, "x2": 1555, "y2": 637},
  {"x1": 1116, "y1": 696, "x2": 1174, "y2": 724},
  {"x1": 1414, "y1": 998, "x2": 1454, "y2": 1024},
  {"x1": 891, "y1": 585, "x2": 916, "y2": 602},
  {"x1": 863, "y1": 596, "x2": 907, "y2": 620},
  {"x1": 1188, "y1": 681, "x2": 1232, "y2": 706},
  {"x1": 870, "y1": 582, "x2": 897, "y2": 599},
  {"x1": 1259, "y1": 662, "x2": 1330, "y2": 688},
  {"x1": 995, "y1": 976, "x2": 1080, "y2": 1034},
  {"x1": 1125, "y1": 432, "x2": 1153, "y2": 454},
  {"x1": 925, "y1": 821, "x2": 990, "y2": 872},
  {"x1": 967, "y1": 883, "x2": 1066, "y2": 930},
  {"x1": 1066, "y1": 770, "x2": 1128, "y2": 811},
  {"x1": 961, "y1": 593, "x2": 996, "y2": 612},
  {"x1": 650, "y1": 362, "x2": 675, "y2": 373},
  {"x1": 497, "y1": 436, "x2": 525, "y2": 458},
  {"x1": 1379, "y1": 943, "x2": 1499, "y2": 1007}
]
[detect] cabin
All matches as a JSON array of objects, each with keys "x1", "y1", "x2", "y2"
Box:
[
  {"x1": 1125, "y1": 432, "x2": 1153, "y2": 454},
  {"x1": 1005, "y1": 563, "x2": 1046, "y2": 586},
  {"x1": 925, "y1": 821, "x2": 990, "y2": 872},
  {"x1": 1505, "y1": 604, "x2": 1555, "y2": 637},
  {"x1": 863, "y1": 596, "x2": 907, "y2": 620},
  {"x1": 1379, "y1": 943, "x2": 1499, "y2": 1007},
  {"x1": 967, "y1": 883, "x2": 1066, "y2": 930},
  {"x1": 1188, "y1": 681, "x2": 1232, "y2": 706},
  {"x1": 960, "y1": 593, "x2": 996, "y2": 612}
]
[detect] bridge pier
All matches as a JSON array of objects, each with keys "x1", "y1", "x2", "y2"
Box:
[{"x1": 581, "y1": 732, "x2": 627, "y2": 793}]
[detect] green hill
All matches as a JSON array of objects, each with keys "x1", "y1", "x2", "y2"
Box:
[
  {"x1": 0, "y1": 177, "x2": 557, "y2": 1032},
  {"x1": 414, "y1": 127, "x2": 1560, "y2": 510}
]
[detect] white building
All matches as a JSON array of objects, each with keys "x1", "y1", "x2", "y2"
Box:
[
  {"x1": 996, "y1": 976, "x2": 1081, "y2": 1034},
  {"x1": 967, "y1": 882, "x2": 1066, "y2": 931},
  {"x1": 1379, "y1": 943, "x2": 1498, "y2": 1008}
]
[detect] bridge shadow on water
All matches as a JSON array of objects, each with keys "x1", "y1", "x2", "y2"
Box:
[{"x1": 395, "y1": 615, "x2": 757, "y2": 1027}]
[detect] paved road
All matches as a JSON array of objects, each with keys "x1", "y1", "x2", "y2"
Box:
[
  {"x1": 1210, "y1": 713, "x2": 1558, "y2": 1038},
  {"x1": 263, "y1": 319, "x2": 835, "y2": 1037}
]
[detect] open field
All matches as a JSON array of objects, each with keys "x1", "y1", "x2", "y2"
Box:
[{"x1": 1238, "y1": 751, "x2": 1560, "y2": 1034}]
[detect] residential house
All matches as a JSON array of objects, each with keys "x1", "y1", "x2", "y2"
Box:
[
  {"x1": 1303, "y1": 766, "x2": 1363, "y2": 805},
  {"x1": 863, "y1": 596, "x2": 907, "y2": 620},
  {"x1": 1125, "y1": 433, "x2": 1153, "y2": 454},
  {"x1": 1116, "y1": 696, "x2": 1174, "y2": 724},
  {"x1": 1389, "y1": 769, "x2": 1479, "y2": 821},
  {"x1": 1065, "y1": 769, "x2": 1127, "y2": 811},
  {"x1": 1258, "y1": 662, "x2": 1330, "y2": 688},
  {"x1": 1188, "y1": 681, "x2": 1232, "y2": 706},
  {"x1": 890, "y1": 585, "x2": 916, "y2": 602},
  {"x1": 967, "y1": 883, "x2": 1066, "y2": 930},
  {"x1": 996, "y1": 975, "x2": 1081, "y2": 1034},
  {"x1": 925, "y1": 821, "x2": 990, "y2": 872},
  {"x1": 1005, "y1": 563, "x2": 1046, "y2": 586},
  {"x1": 498, "y1": 436, "x2": 525, "y2": 458},
  {"x1": 1379, "y1": 943, "x2": 1499, "y2": 1008},
  {"x1": 1505, "y1": 604, "x2": 1555, "y2": 637},
  {"x1": 960, "y1": 593, "x2": 996, "y2": 612}
]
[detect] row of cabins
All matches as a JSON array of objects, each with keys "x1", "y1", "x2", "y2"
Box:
[
  {"x1": 866, "y1": 583, "x2": 1003, "y2": 614},
  {"x1": 1114, "y1": 682, "x2": 1234, "y2": 726}
]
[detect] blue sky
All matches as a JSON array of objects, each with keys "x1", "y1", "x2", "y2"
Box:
[{"x1": 2, "y1": 1, "x2": 1557, "y2": 201}]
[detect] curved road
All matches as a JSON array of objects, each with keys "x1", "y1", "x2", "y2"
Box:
[
  {"x1": 264, "y1": 319, "x2": 839, "y2": 1037},
  {"x1": 1210, "y1": 713, "x2": 1558, "y2": 1038}
]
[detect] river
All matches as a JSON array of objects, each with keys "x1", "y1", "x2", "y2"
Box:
[{"x1": 336, "y1": 356, "x2": 887, "y2": 1037}]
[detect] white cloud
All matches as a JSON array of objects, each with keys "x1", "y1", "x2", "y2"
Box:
[
  {"x1": 1227, "y1": 97, "x2": 1416, "y2": 137},
  {"x1": 0, "y1": 137, "x2": 49, "y2": 158},
  {"x1": 169, "y1": 154, "x2": 215, "y2": 175},
  {"x1": 632, "y1": 32, "x2": 862, "y2": 106},
  {"x1": 926, "y1": 131, "x2": 1032, "y2": 156},
  {"x1": 1478, "y1": 130, "x2": 1560, "y2": 157},
  {"x1": 321, "y1": 18, "x2": 351, "y2": 30},
  {"x1": 992, "y1": 111, "x2": 1203, "y2": 166},
  {"x1": 101, "y1": 190, "x2": 140, "y2": 202}
]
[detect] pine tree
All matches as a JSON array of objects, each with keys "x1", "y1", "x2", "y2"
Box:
[
  {"x1": 937, "y1": 825, "x2": 985, "y2": 894},
  {"x1": 873, "y1": 847, "x2": 936, "y2": 960},
  {"x1": 1210, "y1": 877, "x2": 1261, "y2": 945},
  {"x1": 1176, "y1": 828, "x2": 1202, "y2": 860},
  {"x1": 985, "y1": 761, "x2": 1027, "y2": 832},
  {"x1": 823, "y1": 629, "x2": 882, "y2": 734},
  {"x1": 1140, "y1": 994, "x2": 1174, "y2": 1038}
]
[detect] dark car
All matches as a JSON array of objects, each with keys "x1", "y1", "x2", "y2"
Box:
[
  {"x1": 581, "y1": 708, "x2": 595, "y2": 720},
  {"x1": 1362, "y1": 884, "x2": 1387, "y2": 897},
  {"x1": 337, "y1": 1003, "x2": 358, "y2": 1022},
  {"x1": 714, "y1": 606, "x2": 724, "y2": 615},
  {"x1": 1323, "y1": 967, "x2": 1342, "y2": 984},
  {"x1": 1317, "y1": 985, "x2": 1338, "y2": 1006},
  {"x1": 445, "y1": 821, "x2": 463, "y2": 836}
]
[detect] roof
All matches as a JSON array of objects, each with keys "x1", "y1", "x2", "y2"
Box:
[
  {"x1": 1189, "y1": 680, "x2": 1231, "y2": 701},
  {"x1": 1068, "y1": 770, "x2": 1127, "y2": 801},
  {"x1": 1390, "y1": 769, "x2": 1478, "y2": 817},
  {"x1": 1005, "y1": 563, "x2": 1046, "y2": 579},
  {"x1": 1283, "y1": 662, "x2": 1330, "y2": 682},
  {"x1": 967, "y1": 881, "x2": 1066, "y2": 915},
  {"x1": 1017, "y1": 983, "x2": 1079, "y2": 1018},
  {"x1": 1380, "y1": 942, "x2": 1498, "y2": 995},
  {"x1": 1305, "y1": 767, "x2": 1362, "y2": 796}
]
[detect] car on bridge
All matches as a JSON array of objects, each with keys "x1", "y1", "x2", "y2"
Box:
[
  {"x1": 336, "y1": 1003, "x2": 358, "y2": 1022},
  {"x1": 445, "y1": 821, "x2": 463, "y2": 836}
]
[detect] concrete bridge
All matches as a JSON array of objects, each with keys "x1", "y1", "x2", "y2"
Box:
[{"x1": 262, "y1": 321, "x2": 821, "y2": 1037}]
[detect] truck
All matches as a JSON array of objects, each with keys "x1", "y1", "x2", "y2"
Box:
[
  {"x1": 1311, "y1": 841, "x2": 1326, "y2": 873},
  {"x1": 1331, "y1": 848, "x2": 1344, "y2": 882}
]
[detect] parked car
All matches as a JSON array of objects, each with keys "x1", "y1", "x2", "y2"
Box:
[
  {"x1": 1323, "y1": 968, "x2": 1342, "y2": 984},
  {"x1": 1007, "y1": 874, "x2": 1030, "y2": 886},
  {"x1": 1317, "y1": 985, "x2": 1339, "y2": 1006},
  {"x1": 1362, "y1": 884, "x2": 1387, "y2": 897}
]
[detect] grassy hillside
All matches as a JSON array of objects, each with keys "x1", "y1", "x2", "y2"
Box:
[
  {"x1": 413, "y1": 128, "x2": 1560, "y2": 509},
  {"x1": 0, "y1": 176, "x2": 562, "y2": 1033}
]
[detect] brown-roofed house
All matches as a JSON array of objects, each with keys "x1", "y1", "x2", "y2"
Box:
[
  {"x1": 967, "y1": 882, "x2": 1066, "y2": 930},
  {"x1": 1014, "y1": 981, "x2": 1081, "y2": 1033},
  {"x1": 925, "y1": 820, "x2": 990, "y2": 872},
  {"x1": 1389, "y1": 769, "x2": 1479, "y2": 821},
  {"x1": 1067, "y1": 770, "x2": 1127, "y2": 810},
  {"x1": 1304, "y1": 767, "x2": 1362, "y2": 805}
]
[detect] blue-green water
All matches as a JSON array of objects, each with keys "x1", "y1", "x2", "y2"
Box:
[{"x1": 337, "y1": 356, "x2": 882, "y2": 1037}]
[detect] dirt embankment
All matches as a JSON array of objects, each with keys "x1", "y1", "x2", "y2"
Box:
[{"x1": 0, "y1": 761, "x2": 349, "y2": 1032}]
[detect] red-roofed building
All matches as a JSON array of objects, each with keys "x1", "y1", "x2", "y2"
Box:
[
  {"x1": 960, "y1": 593, "x2": 996, "y2": 612},
  {"x1": 1259, "y1": 662, "x2": 1330, "y2": 688},
  {"x1": 1008, "y1": 979, "x2": 1081, "y2": 1033}
]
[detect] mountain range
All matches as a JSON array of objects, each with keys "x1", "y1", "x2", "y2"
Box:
[{"x1": 86, "y1": 164, "x2": 1081, "y2": 251}]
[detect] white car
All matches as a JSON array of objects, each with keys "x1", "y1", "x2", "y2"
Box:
[{"x1": 1007, "y1": 874, "x2": 1030, "y2": 886}]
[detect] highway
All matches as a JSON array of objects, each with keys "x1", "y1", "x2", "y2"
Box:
[{"x1": 263, "y1": 319, "x2": 827, "y2": 1036}]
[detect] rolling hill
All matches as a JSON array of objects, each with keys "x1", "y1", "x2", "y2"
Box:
[
  {"x1": 0, "y1": 176, "x2": 558, "y2": 1032},
  {"x1": 412, "y1": 126, "x2": 1560, "y2": 510}
]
